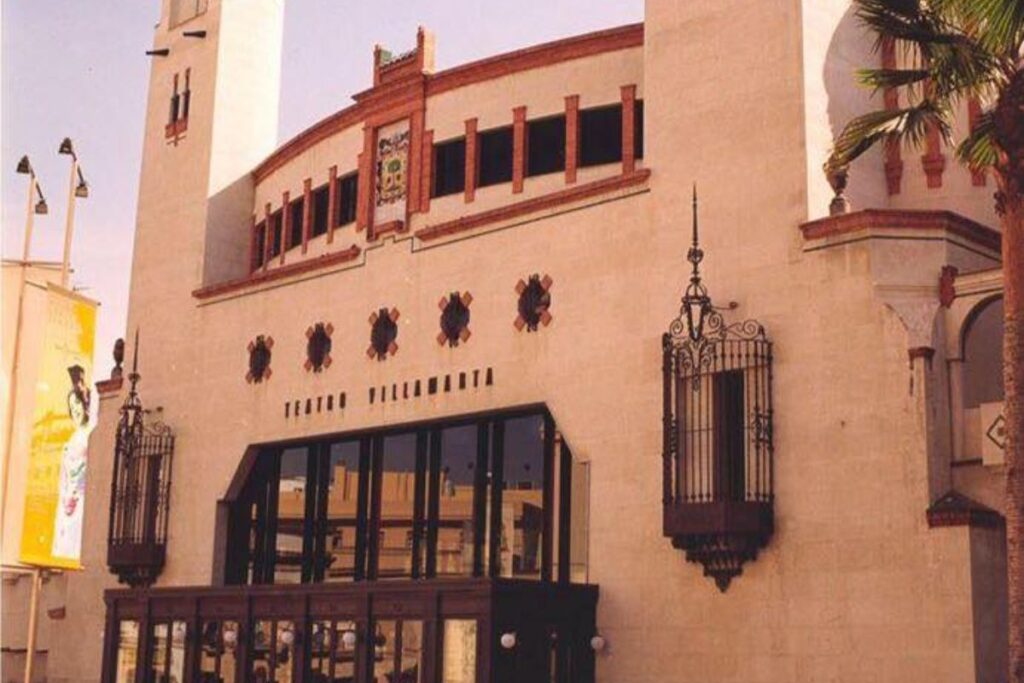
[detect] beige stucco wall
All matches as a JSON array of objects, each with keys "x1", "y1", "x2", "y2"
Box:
[{"x1": 47, "y1": 1, "x2": 1009, "y2": 682}]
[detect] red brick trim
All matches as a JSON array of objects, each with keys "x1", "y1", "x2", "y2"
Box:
[
  {"x1": 408, "y1": 108, "x2": 425, "y2": 214},
  {"x1": 280, "y1": 191, "x2": 290, "y2": 264},
  {"x1": 967, "y1": 99, "x2": 986, "y2": 187},
  {"x1": 939, "y1": 265, "x2": 958, "y2": 308},
  {"x1": 621, "y1": 85, "x2": 637, "y2": 174},
  {"x1": 252, "y1": 24, "x2": 643, "y2": 182},
  {"x1": 193, "y1": 245, "x2": 363, "y2": 300},
  {"x1": 357, "y1": 126, "x2": 374, "y2": 232},
  {"x1": 248, "y1": 214, "x2": 258, "y2": 273},
  {"x1": 421, "y1": 129, "x2": 434, "y2": 212},
  {"x1": 96, "y1": 377, "x2": 124, "y2": 395},
  {"x1": 799, "y1": 209, "x2": 1001, "y2": 252},
  {"x1": 926, "y1": 491, "x2": 1004, "y2": 529},
  {"x1": 881, "y1": 38, "x2": 903, "y2": 195},
  {"x1": 263, "y1": 203, "x2": 273, "y2": 270},
  {"x1": 465, "y1": 118, "x2": 478, "y2": 202},
  {"x1": 908, "y1": 346, "x2": 935, "y2": 369},
  {"x1": 564, "y1": 95, "x2": 579, "y2": 185},
  {"x1": 327, "y1": 165, "x2": 338, "y2": 244},
  {"x1": 373, "y1": 219, "x2": 406, "y2": 240},
  {"x1": 512, "y1": 106, "x2": 527, "y2": 194},
  {"x1": 416, "y1": 168, "x2": 650, "y2": 242},
  {"x1": 301, "y1": 178, "x2": 312, "y2": 255}
]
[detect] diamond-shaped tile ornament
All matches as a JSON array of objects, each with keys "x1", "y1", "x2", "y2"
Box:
[
  {"x1": 438, "y1": 291, "x2": 473, "y2": 347},
  {"x1": 368, "y1": 307, "x2": 400, "y2": 360},
  {"x1": 246, "y1": 335, "x2": 273, "y2": 384},
  {"x1": 305, "y1": 322, "x2": 334, "y2": 373},
  {"x1": 986, "y1": 413, "x2": 1007, "y2": 450},
  {"x1": 514, "y1": 274, "x2": 553, "y2": 332}
]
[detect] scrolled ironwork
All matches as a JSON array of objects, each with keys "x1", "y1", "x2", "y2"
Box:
[
  {"x1": 661, "y1": 188, "x2": 775, "y2": 592},
  {"x1": 107, "y1": 332, "x2": 175, "y2": 588}
]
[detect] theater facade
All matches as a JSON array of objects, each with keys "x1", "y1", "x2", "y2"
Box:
[{"x1": 46, "y1": 1, "x2": 1008, "y2": 682}]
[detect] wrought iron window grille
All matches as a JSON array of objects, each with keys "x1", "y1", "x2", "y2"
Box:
[
  {"x1": 107, "y1": 332, "x2": 175, "y2": 588},
  {"x1": 662, "y1": 188, "x2": 774, "y2": 592}
]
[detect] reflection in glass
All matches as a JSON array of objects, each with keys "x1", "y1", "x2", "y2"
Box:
[
  {"x1": 377, "y1": 434, "x2": 418, "y2": 579},
  {"x1": 150, "y1": 622, "x2": 168, "y2": 681},
  {"x1": 308, "y1": 620, "x2": 357, "y2": 682},
  {"x1": 115, "y1": 620, "x2": 138, "y2": 683},
  {"x1": 199, "y1": 620, "x2": 238, "y2": 683},
  {"x1": 275, "y1": 621, "x2": 295, "y2": 682},
  {"x1": 437, "y1": 425, "x2": 477, "y2": 576},
  {"x1": 501, "y1": 415, "x2": 545, "y2": 578},
  {"x1": 373, "y1": 620, "x2": 422, "y2": 683},
  {"x1": 442, "y1": 620, "x2": 477, "y2": 683},
  {"x1": 147, "y1": 621, "x2": 186, "y2": 683},
  {"x1": 324, "y1": 441, "x2": 361, "y2": 582},
  {"x1": 569, "y1": 458, "x2": 590, "y2": 583},
  {"x1": 275, "y1": 448, "x2": 308, "y2": 583}
]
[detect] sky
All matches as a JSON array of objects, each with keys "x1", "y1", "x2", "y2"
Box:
[{"x1": 1, "y1": 1, "x2": 644, "y2": 380}]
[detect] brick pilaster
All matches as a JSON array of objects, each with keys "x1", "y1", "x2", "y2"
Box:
[
  {"x1": 280, "y1": 190, "x2": 289, "y2": 265},
  {"x1": 621, "y1": 85, "x2": 636, "y2": 174},
  {"x1": 357, "y1": 125, "x2": 374, "y2": 232},
  {"x1": 565, "y1": 95, "x2": 579, "y2": 184},
  {"x1": 513, "y1": 106, "x2": 526, "y2": 194},
  {"x1": 302, "y1": 178, "x2": 312, "y2": 254},
  {"x1": 263, "y1": 203, "x2": 272, "y2": 270},
  {"x1": 465, "y1": 118, "x2": 478, "y2": 203},
  {"x1": 881, "y1": 38, "x2": 904, "y2": 195},
  {"x1": 421, "y1": 129, "x2": 434, "y2": 212},
  {"x1": 327, "y1": 165, "x2": 338, "y2": 244},
  {"x1": 249, "y1": 213, "x2": 258, "y2": 273}
]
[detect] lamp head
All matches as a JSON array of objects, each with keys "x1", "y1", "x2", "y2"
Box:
[
  {"x1": 16, "y1": 156, "x2": 32, "y2": 175},
  {"x1": 34, "y1": 199, "x2": 48, "y2": 215},
  {"x1": 75, "y1": 181, "x2": 89, "y2": 199},
  {"x1": 58, "y1": 138, "x2": 74, "y2": 156}
]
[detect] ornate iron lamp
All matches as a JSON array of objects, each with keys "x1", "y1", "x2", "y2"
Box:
[{"x1": 662, "y1": 187, "x2": 775, "y2": 591}]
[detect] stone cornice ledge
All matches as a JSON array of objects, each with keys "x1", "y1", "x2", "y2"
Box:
[
  {"x1": 415, "y1": 169, "x2": 651, "y2": 242},
  {"x1": 800, "y1": 209, "x2": 1001, "y2": 254},
  {"x1": 193, "y1": 245, "x2": 362, "y2": 300}
]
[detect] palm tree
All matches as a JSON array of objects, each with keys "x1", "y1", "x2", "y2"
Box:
[{"x1": 825, "y1": 1, "x2": 1023, "y2": 679}]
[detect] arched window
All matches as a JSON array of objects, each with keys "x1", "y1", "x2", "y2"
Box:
[
  {"x1": 962, "y1": 297, "x2": 1004, "y2": 408},
  {"x1": 961, "y1": 296, "x2": 1005, "y2": 463}
]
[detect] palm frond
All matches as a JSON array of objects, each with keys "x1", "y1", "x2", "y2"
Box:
[
  {"x1": 857, "y1": 67, "x2": 930, "y2": 91},
  {"x1": 933, "y1": 0, "x2": 1024, "y2": 59},
  {"x1": 956, "y1": 110, "x2": 1000, "y2": 171},
  {"x1": 827, "y1": 103, "x2": 952, "y2": 170}
]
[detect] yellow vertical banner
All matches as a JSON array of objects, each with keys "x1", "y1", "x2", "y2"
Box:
[{"x1": 19, "y1": 285, "x2": 97, "y2": 569}]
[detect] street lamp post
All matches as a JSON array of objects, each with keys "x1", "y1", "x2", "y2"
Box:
[
  {"x1": 3, "y1": 156, "x2": 50, "y2": 683},
  {"x1": 58, "y1": 138, "x2": 89, "y2": 288},
  {"x1": 2, "y1": 156, "x2": 49, "y2": 531}
]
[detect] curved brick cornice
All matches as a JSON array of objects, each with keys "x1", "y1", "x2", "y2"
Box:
[{"x1": 252, "y1": 23, "x2": 643, "y2": 183}]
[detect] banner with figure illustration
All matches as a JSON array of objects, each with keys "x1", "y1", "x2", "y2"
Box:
[{"x1": 19, "y1": 285, "x2": 97, "y2": 569}]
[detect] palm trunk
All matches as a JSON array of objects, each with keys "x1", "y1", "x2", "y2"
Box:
[
  {"x1": 993, "y1": 67, "x2": 1024, "y2": 683},
  {"x1": 1005, "y1": 190, "x2": 1024, "y2": 683}
]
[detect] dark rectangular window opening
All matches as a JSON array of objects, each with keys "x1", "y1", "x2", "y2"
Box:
[
  {"x1": 269, "y1": 210, "x2": 283, "y2": 258},
  {"x1": 526, "y1": 115, "x2": 566, "y2": 177},
  {"x1": 224, "y1": 407, "x2": 580, "y2": 587},
  {"x1": 477, "y1": 126, "x2": 513, "y2": 188},
  {"x1": 635, "y1": 99, "x2": 645, "y2": 160},
  {"x1": 336, "y1": 173, "x2": 358, "y2": 227},
  {"x1": 579, "y1": 105, "x2": 622, "y2": 168},
  {"x1": 432, "y1": 137, "x2": 466, "y2": 198},
  {"x1": 288, "y1": 197, "x2": 304, "y2": 249},
  {"x1": 311, "y1": 184, "x2": 329, "y2": 237},
  {"x1": 254, "y1": 221, "x2": 266, "y2": 269},
  {"x1": 713, "y1": 370, "x2": 746, "y2": 502}
]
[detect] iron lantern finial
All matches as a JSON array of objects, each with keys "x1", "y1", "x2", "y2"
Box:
[{"x1": 682, "y1": 185, "x2": 711, "y2": 342}]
